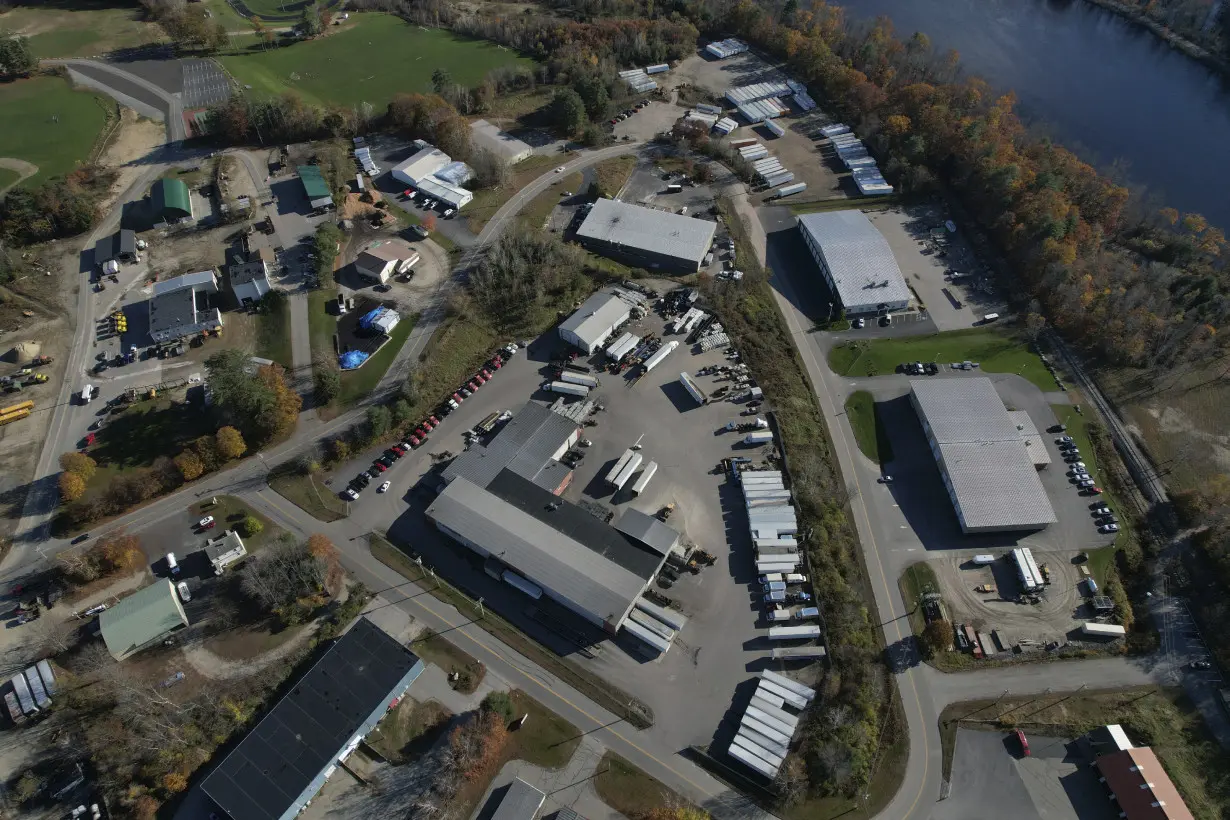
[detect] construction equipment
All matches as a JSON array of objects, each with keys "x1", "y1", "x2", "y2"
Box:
[
  {"x1": 656, "y1": 503, "x2": 676, "y2": 521},
  {"x1": 975, "y1": 584, "x2": 996, "y2": 593},
  {"x1": 30, "y1": 355, "x2": 54, "y2": 367}
]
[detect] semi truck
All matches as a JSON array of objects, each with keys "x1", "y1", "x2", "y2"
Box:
[
  {"x1": 768, "y1": 625, "x2": 822, "y2": 640},
  {"x1": 642, "y1": 341, "x2": 678, "y2": 373},
  {"x1": 542, "y1": 380, "x2": 589, "y2": 398},
  {"x1": 743, "y1": 430, "x2": 774, "y2": 446}
]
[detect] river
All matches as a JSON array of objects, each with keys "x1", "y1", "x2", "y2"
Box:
[{"x1": 832, "y1": 0, "x2": 1230, "y2": 229}]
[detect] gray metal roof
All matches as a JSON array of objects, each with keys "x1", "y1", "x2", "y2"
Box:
[
  {"x1": 797, "y1": 211, "x2": 910, "y2": 309},
  {"x1": 426, "y1": 475, "x2": 661, "y2": 628},
  {"x1": 149, "y1": 287, "x2": 203, "y2": 337},
  {"x1": 154, "y1": 269, "x2": 217, "y2": 296},
  {"x1": 614, "y1": 509, "x2": 681, "y2": 556},
  {"x1": 558, "y1": 289, "x2": 633, "y2": 350},
  {"x1": 576, "y1": 199, "x2": 716, "y2": 266},
  {"x1": 442, "y1": 403, "x2": 578, "y2": 489},
  {"x1": 491, "y1": 778, "x2": 546, "y2": 820},
  {"x1": 94, "y1": 229, "x2": 136, "y2": 263},
  {"x1": 911, "y1": 378, "x2": 1057, "y2": 530}
]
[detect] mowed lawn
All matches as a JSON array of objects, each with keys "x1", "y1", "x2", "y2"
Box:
[
  {"x1": 220, "y1": 13, "x2": 535, "y2": 108},
  {"x1": 0, "y1": 5, "x2": 164, "y2": 58},
  {"x1": 0, "y1": 77, "x2": 111, "y2": 186},
  {"x1": 827, "y1": 326, "x2": 1056, "y2": 391}
]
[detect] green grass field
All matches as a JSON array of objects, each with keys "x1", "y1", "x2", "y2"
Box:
[
  {"x1": 220, "y1": 13, "x2": 535, "y2": 108},
  {"x1": 0, "y1": 5, "x2": 163, "y2": 58},
  {"x1": 844, "y1": 390, "x2": 893, "y2": 464},
  {"x1": 0, "y1": 168, "x2": 20, "y2": 193},
  {"x1": 827, "y1": 327, "x2": 1056, "y2": 391},
  {"x1": 0, "y1": 76, "x2": 111, "y2": 186},
  {"x1": 255, "y1": 301, "x2": 294, "y2": 368}
]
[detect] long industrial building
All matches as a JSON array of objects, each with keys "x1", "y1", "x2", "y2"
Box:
[
  {"x1": 796, "y1": 210, "x2": 910, "y2": 315},
  {"x1": 429, "y1": 403, "x2": 678, "y2": 635},
  {"x1": 202, "y1": 619, "x2": 423, "y2": 820},
  {"x1": 910, "y1": 378, "x2": 1057, "y2": 533},
  {"x1": 575, "y1": 199, "x2": 717, "y2": 273}
]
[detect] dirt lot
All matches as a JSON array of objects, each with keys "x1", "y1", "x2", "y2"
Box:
[{"x1": 928, "y1": 551, "x2": 1087, "y2": 646}]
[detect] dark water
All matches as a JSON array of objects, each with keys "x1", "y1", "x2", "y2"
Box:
[{"x1": 833, "y1": 0, "x2": 1230, "y2": 228}]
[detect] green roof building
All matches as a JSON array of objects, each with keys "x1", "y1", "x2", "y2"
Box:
[
  {"x1": 99, "y1": 580, "x2": 189, "y2": 660},
  {"x1": 151, "y1": 178, "x2": 193, "y2": 221},
  {"x1": 298, "y1": 165, "x2": 334, "y2": 210}
]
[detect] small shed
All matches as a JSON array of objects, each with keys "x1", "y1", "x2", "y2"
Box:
[{"x1": 491, "y1": 778, "x2": 546, "y2": 820}]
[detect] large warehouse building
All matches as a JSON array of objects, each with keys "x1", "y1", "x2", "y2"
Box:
[
  {"x1": 558, "y1": 287, "x2": 641, "y2": 353},
  {"x1": 910, "y1": 378, "x2": 1057, "y2": 533},
  {"x1": 202, "y1": 619, "x2": 423, "y2": 820},
  {"x1": 576, "y1": 199, "x2": 717, "y2": 273},
  {"x1": 428, "y1": 403, "x2": 677, "y2": 635},
  {"x1": 392, "y1": 142, "x2": 474, "y2": 210},
  {"x1": 797, "y1": 210, "x2": 910, "y2": 315}
]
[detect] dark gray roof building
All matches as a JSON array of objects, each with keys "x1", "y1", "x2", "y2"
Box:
[
  {"x1": 442, "y1": 402, "x2": 580, "y2": 493},
  {"x1": 427, "y1": 469, "x2": 668, "y2": 633},
  {"x1": 94, "y1": 230, "x2": 137, "y2": 265},
  {"x1": 614, "y1": 508, "x2": 681, "y2": 556},
  {"x1": 202, "y1": 618, "x2": 423, "y2": 820},
  {"x1": 148, "y1": 271, "x2": 224, "y2": 343},
  {"x1": 910, "y1": 378, "x2": 1057, "y2": 533},
  {"x1": 491, "y1": 778, "x2": 547, "y2": 820},
  {"x1": 576, "y1": 199, "x2": 717, "y2": 273}
]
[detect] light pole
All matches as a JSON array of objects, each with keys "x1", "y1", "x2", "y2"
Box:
[{"x1": 827, "y1": 301, "x2": 834, "y2": 323}]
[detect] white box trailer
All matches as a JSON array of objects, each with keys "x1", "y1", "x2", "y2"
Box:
[
  {"x1": 740, "y1": 712, "x2": 792, "y2": 745},
  {"x1": 9, "y1": 674, "x2": 37, "y2": 714},
  {"x1": 630, "y1": 461, "x2": 658, "y2": 496},
  {"x1": 771, "y1": 645, "x2": 828, "y2": 660},
  {"x1": 728, "y1": 742, "x2": 779, "y2": 778},
  {"x1": 740, "y1": 725, "x2": 790, "y2": 757},
  {"x1": 773, "y1": 182, "x2": 807, "y2": 199},
  {"x1": 732, "y1": 732, "x2": 785, "y2": 768},
  {"x1": 606, "y1": 332, "x2": 641, "y2": 361},
  {"x1": 753, "y1": 690, "x2": 786, "y2": 710},
  {"x1": 559, "y1": 371, "x2": 599, "y2": 389},
  {"x1": 642, "y1": 340, "x2": 678, "y2": 373},
  {"x1": 744, "y1": 430, "x2": 774, "y2": 445},
  {"x1": 612, "y1": 452, "x2": 643, "y2": 491},
  {"x1": 628, "y1": 609, "x2": 675, "y2": 641},
  {"x1": 606, "y1": 448, "x2": 635, "y2": 484},
  {"x1": 747, "y1": 496, "x2": 791, "y2": 508},
  {"x1": 622, "y1": 618, "x2": 671, "y2": 654},
  {"x1": 757, "y1": 559, "x2": 800, "y2": 572},
  {"x1": 745, "y1": 705, "x2": 794, "y2": 736},
  {"x1": 755, "y1": 538, "x2": 798, "y2": 548},
  {"x1": 765, "y1": 119, "x2": 785, "y2": 138},
  {"x1": 634, "y1": 598, "x2": 687, "y2": 631},
  {"x1": 36, "y1": 660, "x2": 56, "y2": 696},
  {"x1": 544, "y1": 380, "x2": 589, "y2": 397},
  {"x1": 751, "y1": 699, "x2": 799, "y2": 729},
  {"x1": 765, "y1": 171, "x2": 795, "y2": 187},
  {"x1": 758, "y1": 679, "x2": 809, "y2": 710},
  {"x1": 761, "y1": 669, "x2": 816, "y2": 701},
  {"x1": 769, "y1": 625, "x2": 822, "y2": 641},
  {"x1": 1081, "y1": 622, "x2": 1127, "y2": 637},
  {"x1": 679, "y1": 372, "x2": 708, "y2": 405}
]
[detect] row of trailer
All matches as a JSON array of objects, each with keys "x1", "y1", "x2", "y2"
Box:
[
  {"x1": 706, "y1": 38, "x2": 749, "y2": 59},
  {"x1": 819, "y1": 123, "x2": 894, "y2": 195},
  {"x1": 5, "y1": 660, "x2": 57, "y2": 724},
  {"x1": 605, "y1": 447, "x2": 659, "y2": 496},
  {"x1": 617, "y1": 68, "x2": 659, "y2": 93},
  {"x1": 728, "y1": 670, "x2": 817, "y2": 779},
  {"x1": 621, "y1": 596, "x2": 689, "y2": 656}
]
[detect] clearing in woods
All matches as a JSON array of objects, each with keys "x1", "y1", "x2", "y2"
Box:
[
  {"x1": 219, "y1": 13, "x2": 535, "y2": 108},
  {"x1": 0, "y1": 76, "x2": 111, "y2": 187}
]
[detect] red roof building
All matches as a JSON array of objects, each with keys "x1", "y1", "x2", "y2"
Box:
[{"x1": 1095, "y1": 747, "x2": 1193, "y2": 820}]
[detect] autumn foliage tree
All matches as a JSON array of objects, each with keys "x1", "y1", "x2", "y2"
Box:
[
  {"x1": 58, "y1": 472, "x2": 86, "y2": 502},
  {"x1": 215, "y1": 426, "x2": 247, "y2": 460},
  {"x1": 59, "y1": 451, "x2": 97, "y2": 481},
  {"x1": 447, "y1": 710, "x2": 509, "y2": 781},
  {"x1": 174, "y1": 450, "x2": 204, "y2": 481},
  {"x1": 58, "y1": 530, "x2": 144, "y2": 584}
]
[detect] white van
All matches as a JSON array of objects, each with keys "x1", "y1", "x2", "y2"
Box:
[
  {"x1": 785, "y1": 573, "x2": 809, "y2": 585},
  {"x1": 80, "y1": 384, "x2": 95, "y2": 404},
  {"x1": 983, "y1": 313, "x2": 1000, "y2": 323},
  {"x1": 166, "y1": 552, "x2": 180, "y2": 575},
  {"x1": 666, "y1": 184, "x2": 683, "y2": 193},
  {"x1": 972, "y1": 554, "x2": 996, "y2": 565}
]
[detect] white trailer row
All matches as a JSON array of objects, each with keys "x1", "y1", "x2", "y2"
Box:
[
  {"x1": 727, "y1": 670, "x2": 817, "y2": 778},
  {"x1": 726, "y1": 81, "x2": 794, "y2": 105},
  {"x1": 713, "y1": 117, "x2": 738, "y2": 135},
  {"x1": 612, "y1": 452, "x2": 643, "y2": 491},
  {"x1": 621, "y1": 596, "x2": 688, "y2": 656},
  {"x1": 1012, "y1": 547, "x2": 1045, "y2": 592},
  {"x1": 695, "y1": 102, "x2": 722, "y2": 115},
  {"x1": 819, "y1": 123, "x2": 851, "y2": 138},
  {"x1": 740, "y1": 146, "x2": 768, "y2": 161},
  {"x1": 679, "y1": 371, "x2": 708, "y2": 405},
  {"x1": 736, "y1": 98, "x2": 787, "y2": 123},
  {"x1": 606, "y1": 448, "x2": 636, "y2": 484}
]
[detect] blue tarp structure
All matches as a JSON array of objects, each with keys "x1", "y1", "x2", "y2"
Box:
[
  {"x1": 359, "y1": 307, "x2": 386, "y2": 330},
  {"x1": 340, "y1": 350, "x2": 370, "y2": 370}
]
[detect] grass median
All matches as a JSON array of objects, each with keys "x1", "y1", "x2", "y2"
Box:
[
  {"x1": 844, "y1": 390, "x2": 893, "y2": 464},
  {"x1": 367, "y1": 532, "x2": 654, "y2": 729},
  {"x1": 268, "y1": 469, "x2": 348, "y2": 522}
]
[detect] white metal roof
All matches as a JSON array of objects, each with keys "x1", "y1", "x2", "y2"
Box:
[
  {"x1": 797, "y1": 210, "x2": 911, "y2": 310},
  {"x1": 576, "y1": 199, "x2": 716, "y2": 267},
  {"x1": 560, "y1": 289, "x2": 633, "y2": 351},
  {"x1": 911, "y1": 378, "x2": 1057, "y2": 530},
  {"x1": 392, "y1": 145, "x2": 451, "y2": 184}
]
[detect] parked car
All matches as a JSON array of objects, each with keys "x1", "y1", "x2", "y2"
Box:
[
  {"x1": 1190, "y1": 660, "x2": 1213, "y2": 670},
  {"x1": 176, "y1": 581, "x2": 191, "y2": 603},
  {"x1": 197, "y1": 516, "x2": 215, "y2": 529},
  {"x1": 1099, "y1": 523, "x2": 1120, "y2": 533},
  {"x1": 373, "y1": 462, "x2": 387, "y2": 473},
  {"x1": 877, "y1": 475, "x2": 894, "y2": 484},
  {"x1": 1057, "y1": 435, "x2": 1074, "y2": 444},
  {"x1": 1049, "y1": 424, "x2": 1067, "y2": 433},
  {"x1": 378, "y1": 481, "x2": 391, "y2": 494},
  {"x1": 345, "y1": 488, "x2": 359, "y2": 500},
  {"x1": 1015, "y1": 729, "x2": 1030, "y2": 757},
  {"x1": 853, "y1": 316, "x2": 866, "y2": 328}
]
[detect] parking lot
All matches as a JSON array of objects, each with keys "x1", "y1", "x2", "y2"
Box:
[
  {"x1": 323, "y1": 298, "x2": 807, "y2": 751},
  {"x1": 939, "y1": 729, "x2": 1115, "y2": 820},
  {"x1": 865, "y1": 206, "x2": 1007, "y2": 332}
]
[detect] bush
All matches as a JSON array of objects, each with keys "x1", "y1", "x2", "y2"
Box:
[
  {"x1": 241, "y1": 515, "x2": 264, "y2": 537},
  {"x1": 481, "y1": 691, "x2": 515, "y2": 723}
]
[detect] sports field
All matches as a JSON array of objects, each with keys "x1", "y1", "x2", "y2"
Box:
[
  {"x1": 220, "y1": 13, "x2": 535, "y2": 108},
  {"x1": 0, "y1": 5, "x2": 164, "y2": 58},
  {"x1": 0, "y1": 76, "x2": 111, "y2": 187}
]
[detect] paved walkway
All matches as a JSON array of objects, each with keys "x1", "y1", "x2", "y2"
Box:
[{"x1": 472, "y1": 737, "x2": 621, "y2": 820}]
